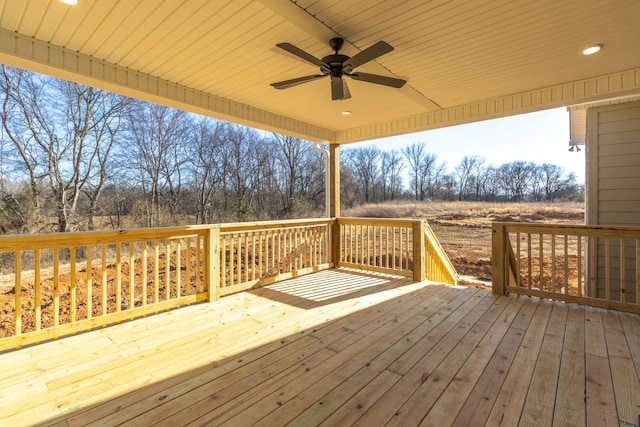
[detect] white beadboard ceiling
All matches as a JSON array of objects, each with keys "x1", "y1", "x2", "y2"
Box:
[{"x1": 0, "y1": 0, "x2": 639, "y2": 144}]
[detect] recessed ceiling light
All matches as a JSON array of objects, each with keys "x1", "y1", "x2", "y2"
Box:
[
  {"x1": 59, "y1": 0, "x2": 78, "y2": 5},
  {"x1": 582, "y1": 44, "x2": 602, "y2": 55},
  {"x1": 342, "y1": 111, "x2": 351, "y2": 116}
]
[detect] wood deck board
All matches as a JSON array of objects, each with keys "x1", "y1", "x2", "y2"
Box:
[{"x1": 1, "y1": 268, "x2": 639, "y2": 427}]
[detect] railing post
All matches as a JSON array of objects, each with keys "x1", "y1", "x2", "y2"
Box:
[
  {"x1": 206, "y1": 226, "x2": 221, "y2": 302},
  {"x1": 331, "y1": 218, "x2": 341, "y2": 268},
  {"x1": 413, "y1": 220, "x2": 426, "y2": 282},
  {"x1": 491, "y1": 223, "x2": 507, "y2": 295}
]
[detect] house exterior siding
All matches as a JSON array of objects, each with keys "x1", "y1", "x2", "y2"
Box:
[{"x1": 587, "y1": 101, "x2": 640, "y2": 301}]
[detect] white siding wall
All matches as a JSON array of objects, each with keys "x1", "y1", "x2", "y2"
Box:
[{"x1": 587, "y1": 101, "x2": 640, "y2": 301}]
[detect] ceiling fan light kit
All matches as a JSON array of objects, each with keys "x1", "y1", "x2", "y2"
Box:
[{"x1": 271, "y1": 37, "x2": 406, "y2": 100}]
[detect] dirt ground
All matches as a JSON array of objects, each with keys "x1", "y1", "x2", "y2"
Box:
[
  {"x1": 428, "y1": 207, "x2": 584, "y2": 289},
  {"x1": 0, "y1": 202, "x2": 585, "y2": 338}
]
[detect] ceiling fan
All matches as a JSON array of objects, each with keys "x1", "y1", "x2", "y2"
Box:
[{"x1": 270, "y1": 37, "x2": 406, "y2": 100}]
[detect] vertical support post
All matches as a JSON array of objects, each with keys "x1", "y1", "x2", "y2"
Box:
[
  {"x1": 206, "y1": 226, "x2": 221, "y2": 302},
  {"x1": 413, "y1": 220, "x2": 426, "y2": 282},
  {"x1": 329, "y1": 144, "x2": 340, "y2": 218},
  {"x1": 492, "y1": 223, "x2": 507, "y2": 295},
  {"x1": 330, "y1": 144, "x2": 341, "y2": 266}
]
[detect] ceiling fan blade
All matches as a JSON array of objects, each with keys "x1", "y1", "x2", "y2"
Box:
[
  {"x1": 271, "y1": 74, "x2": 327, "y2": 90},
  {"x1": 331, "y1": 76, "x2": 351, "y2": 100},
  {"x1": 349, "y1": 72, "x2": 406, "y2": 88},
  {"x1": 343, "y1": 41, "x2": 394, "y2": 71},
  {"x1": 342, "y1": 78, "x2": 351, "y2": 99},
  {"x1": 276, "y1": 43, "x2": 329, "y2": 71}
]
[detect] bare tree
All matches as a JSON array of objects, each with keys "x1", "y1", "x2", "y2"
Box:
[
  {"x1": 402, "y1": 142, "x2": 426, "y2": 200},
  {"x1": 271, "y1": 134, "x2": 324, "y2": 216},
  {"x1": 540, "y1": 163, "x2": 574, "y2": 201},
  {"x1": 188, "y1": 118, "x2": 226, "y2": 224},
  {"x1": 223, "y1": 123, "x2": 263, "y2": 221},
  {"x1": 496, "y1": 161, "x2": 534, "y2": 201},
  {"x1": 343, "y1": 146, "x2": 381, "y2": 203},
  {"x1": 402, "y1": 142, "x2": 440, "y2": 201},
  {"x1": 126, "y1": 101, "x2": 191, "y2": 226},
  {"x1": 455, "y1": 155, "x2": 483, "y2": 201},
  {"x1": 380, "y1": 150, "x2": 404, "y2": 201},
  {"x1": 0, "y1": 66, "x2": 127, "y2": 231}
]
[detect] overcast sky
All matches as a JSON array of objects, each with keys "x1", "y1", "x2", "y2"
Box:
[{"x1": 357, "y1": 107, "x2": 586, "y2": 183}]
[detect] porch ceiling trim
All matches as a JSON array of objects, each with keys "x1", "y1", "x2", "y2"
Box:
[
  {"x1": 336, "y1": 68, "x2": 640, "y2": 144},
  {"x1": 0, "y1": 28, "x2": 336, "y2": 143}
]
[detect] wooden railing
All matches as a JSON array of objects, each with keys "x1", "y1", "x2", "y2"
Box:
[
  {"x1": 0, "y1": 225, "x2": 220, "y2": 350},
  {"x1": 336, "y1": 218, "x2": 458, "y2": 285},
  {"x1": 492, "y1": 222, "x2": 640, "y2": 314},
  {"x1": 0, "y1": 217, "x2": 457, "y2": 350},
  {"x1": 218, "y1": 219, "x2": 332, "y2": 296}
]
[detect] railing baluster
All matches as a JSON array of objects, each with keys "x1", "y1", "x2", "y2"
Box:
[
  {"x1": 527, "y1": 233, "x2": 532, "y2": 289},
  {"x1": 577, "y1": 236, "x2": 582, "y2": 297},
  {"x1": 101, "y1": 245, "x2": 107, "y2": 316},
  {"x1": 516, "y1": 232, "x2": 522, "y2": 287},
  {"x1": 357, "y1": 225, "x2": 362, "y2": 264},
  {"x1": 252, "y1": 232, "x2": 257, "y2": 280},
  {"x1": 153, "y1": 240, "x2": 160, "y2": 304},
  {"x1": 605, "y1": 238, "x2": 611, "y2": 300},
  {"x1": 564, "y1": 235, "x2": 569, "y2": 295},
  {"x1": 243, "y1": 233, "x2": 248, "y2": 283},
  {"x1": 165, "y1": 240, "x2": 171, "y2": 302},
  {"x1": 551, "y1": 234, "x2": 556, "y2": 292},
  {"x1": 186, "y1": 237, "x2": 191, "y2": 296},
  {"x1": 129, "y1": 242, "x2": 135, "y2": 311},
  {"x1": 393, "y1": 227, "x2": 397, "y2": 270},
  {"x1": 86, "y1": 246, "x2": 93, "y2": 320},
  {"x1": 277, "y1": 231, "x2": 281, "y2": 273},
  {"x1": 590, "y1": 236, "x2": 597, "y2": 298},
  {"x1": 35, "y1": 249, "x2": 41, "y2": 330},
  {"x1": 229, "y1": 235, "x2": 235, "y2": 287},
  {"x1": 142, "y1": 241, "x2": 147, "y2": 309},
  {"x1": 15, "y1": 250, "x2": 21, "y2": 336},
  {"x1": 116, "y1": 243, "x2": 122, "y2": 310},
  {"x1": 258, "y1": 232, "x2": 264, "y2": 278},
  {"x1": 70, "y1": 246, "x2": 77, "y2": 323},
  {"x1": 54, "y1": 248, "x2": 60, "y2": 326},
  {"x1": 176, "y1": 240, "x2": 182, "y2": 300},
  {"x1": 539, "y1": 234, "x2": 544, "y2": 290},
  {"x1": 620, "y1": 238, "x2": 626, "y2": 303}
]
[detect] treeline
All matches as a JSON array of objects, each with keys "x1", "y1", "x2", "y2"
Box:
[
  {"x1": 341, "y1": 145, "x2": 582, "y2": 207},
  {"x1": 0, "y1": 66, "x2": 581, "y2": 234}
]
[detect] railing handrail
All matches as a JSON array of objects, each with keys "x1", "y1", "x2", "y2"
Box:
[
  {"x1": 338, "y1": 217, "x2": 417, "y2": 227},
  {"x1": 494, "y1": 221, "x2": 640, "y2": 238},
  {"x1": 0, "y1": 225, "x2": 216, "y2": 250},
  {"x1": 219, "y1": 218, "x2": 334, "y2": 233}
]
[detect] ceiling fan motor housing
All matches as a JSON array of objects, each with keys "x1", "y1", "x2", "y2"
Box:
[{"x1": 323, "y1": 38, "x2": 348, "y2": 77}]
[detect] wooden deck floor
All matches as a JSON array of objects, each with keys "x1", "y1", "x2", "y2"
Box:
[{"x1": 2, "y1": 268, "x2": 640, "y2": 427}]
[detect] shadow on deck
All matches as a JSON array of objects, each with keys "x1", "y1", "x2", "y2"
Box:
[{"x1": 2, "y1": 268, "x2": 639, "y2": 426}]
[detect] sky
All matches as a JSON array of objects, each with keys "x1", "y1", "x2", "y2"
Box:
[{"x1": 356, "y1": 107, "x2": 586, "y2": 183}]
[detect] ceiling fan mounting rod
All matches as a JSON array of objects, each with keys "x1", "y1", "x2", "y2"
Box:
[{"x1": 329, "y1": 37, "x2": 344, "y2": 53}]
